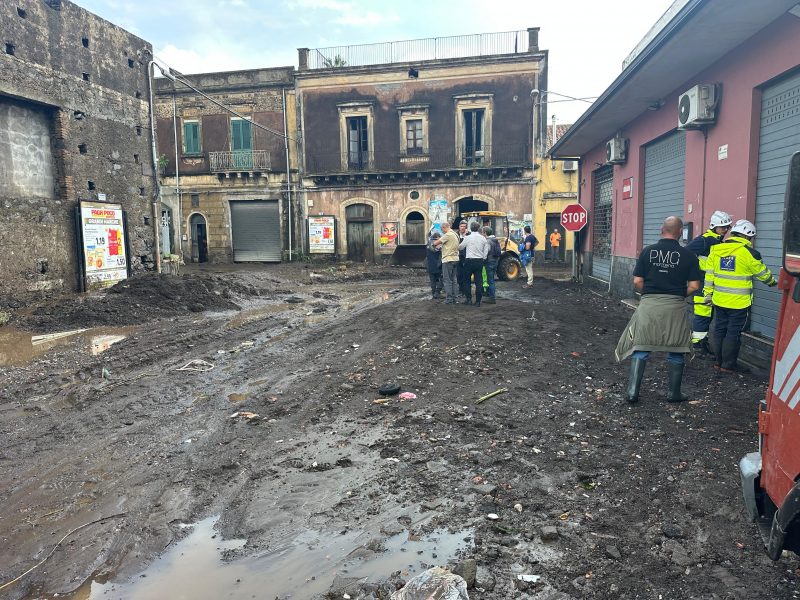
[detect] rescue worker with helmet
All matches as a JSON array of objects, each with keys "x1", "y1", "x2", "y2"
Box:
[
  {"x1": 703, "y1": 219, "x2": 777, "y2": 372},
  {"x1": 686, "y1": 211, "x2": 733, "y2": 355}
]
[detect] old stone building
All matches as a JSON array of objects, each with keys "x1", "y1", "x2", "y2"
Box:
[
  {"x1": 295, "y1": 29, "x2": 546, "y2": 261},
  {"x1": 154, "y1": 68, "x2": 297, "y2": 264},
  {"x1": 0, "y1": 0, "x2": 156, "y2": 296}
]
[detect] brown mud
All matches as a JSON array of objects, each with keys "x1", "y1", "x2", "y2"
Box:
[{"x1": 0, "y1": 265, "x2": 797, "y2": 599}]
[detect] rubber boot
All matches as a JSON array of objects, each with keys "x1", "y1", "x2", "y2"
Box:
[
  {"x1": 720, "y1": 338, "x2": 741, "y2": 372},
  {"x1": 666, "y1": 362, "x2": 688, "y2": 403},
  {"x1": 626, "y1": 358, "x2": 646, "y2": 403}
]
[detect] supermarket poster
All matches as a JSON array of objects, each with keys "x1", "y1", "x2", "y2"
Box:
[
  {"x1": 80, "y1": 201, "x2": 128, "y2": 288},
  {"x1": 308, "y1": 216, "x2": 335, "y2": 254}
]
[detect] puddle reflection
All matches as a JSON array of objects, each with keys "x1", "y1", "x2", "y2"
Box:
[{"x1": 0, "y1": 327, "x2": 133, "y2": 367}]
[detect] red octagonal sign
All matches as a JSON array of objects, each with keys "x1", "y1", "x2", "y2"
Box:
[{"x1": 560, "y1": 204, "x2": 588, "y2": 232}]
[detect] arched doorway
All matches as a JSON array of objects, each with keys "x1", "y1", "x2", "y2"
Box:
[
  {"x1": 190, "y1": 213, "x2": 208, "y2": 263},
  {"x1": 405, "y1": 211, "x2": 425, "y2": 244},
  {"x1": 346, "y1": 203, "x2": 374, "y2": 262},
  {"x1": 452, "y1": 196, "x2": 489, "y2": 226}
]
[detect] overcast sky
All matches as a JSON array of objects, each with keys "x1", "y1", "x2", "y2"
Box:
[{"x1": 76, "y1": 0, "x2": 675, "y2": 124}]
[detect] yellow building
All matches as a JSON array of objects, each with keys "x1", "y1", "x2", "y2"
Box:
[{"x1": 533, "y1": 124, "x2": 577, "y2": 264}]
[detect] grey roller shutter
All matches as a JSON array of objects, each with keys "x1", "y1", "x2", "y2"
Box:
[
  {"x1": 752, "y1": 72, "x2": 800, "y2": 339},
  {"x1": 591, "y1": 166, "x2": 614, "y2": 281},
  {"x1": 230, "y1": 200, "x2": 282, "y2": 262},
  {"x1": 643, "y1": 131, "x2": 686, "y2": 246}
]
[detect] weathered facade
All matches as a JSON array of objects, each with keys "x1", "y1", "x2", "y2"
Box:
[
  {"x1": 551, "y1": 0, "x2": 800, "y2": 368},
  {"x1": 296, "y1": 29, "x2": 546, "y2": 260},
  {"x1": 0, "y1": 0, "x2": 156, "y2": 296},
  {"x1": 154, "y1": 68, "x2": 297, "y2": 264},
  {"x1": 534, "y1": 124, "x2": 577, "y2": 263}
]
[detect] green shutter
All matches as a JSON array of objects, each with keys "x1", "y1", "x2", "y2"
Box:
[
  {"x1": 231, "y1": 119, "x2": 252, "y2": 151},
  {"x1": 183, "y1": 121, "x2": 200, "y2": 154}
]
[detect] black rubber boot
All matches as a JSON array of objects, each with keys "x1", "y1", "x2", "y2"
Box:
[
  {"x1": 666, "y1": 362, "x2": 688, "y2": 403},
  {"x1": 720, "y1": 338, "x2": 741, "y2": 371},
  {"x1": 626, "y1": 358, "x2": 646, "y2": 403}
]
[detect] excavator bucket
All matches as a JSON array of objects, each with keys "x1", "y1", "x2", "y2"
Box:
[{"x1": 389, "y1": 244, "x2": 427, "y2": 267}]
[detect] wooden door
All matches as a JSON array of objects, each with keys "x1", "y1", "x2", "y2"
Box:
[{"x1": 347, "y1": 221, "x2": 374, "y2": 262}]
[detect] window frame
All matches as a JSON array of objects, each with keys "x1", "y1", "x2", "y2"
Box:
[
  {"x1": 182, "y1": 119, "x2": 202, "y2": 156},
  {"x1": 397, "y1": 104, "x2": 429, "y2": 159},
  {"x1": 337, "y1": 102, "x2": 374, "y2": 171},
  {"x1": 454, "y1": 93, "x2": 493, "y2": 166}
]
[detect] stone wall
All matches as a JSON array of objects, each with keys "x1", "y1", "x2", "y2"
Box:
[{"x1": 0, "y1": 0, "x2": 155, "y2": 299}]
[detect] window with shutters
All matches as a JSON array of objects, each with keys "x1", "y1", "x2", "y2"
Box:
[
  {"x1": 182, "y1": 120, "x2": 201, "y2": 155},
  {"x1": 397, "y1": 104, "x2": 429, "y2": 159},
  {"x1": 230, "y1": 118, "x2": 253, "y2": 169},
  {"x1": 454, "y1": 94, "x2": 493, "y2": 166},
  {"x1": 337, "y1": 101, "x2": 374, "y2": 171}
]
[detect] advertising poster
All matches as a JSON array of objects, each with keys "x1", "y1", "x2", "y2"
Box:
[
  {"x1": 428, "y1": 198, "x2": 449, "y2": 234},
  {"x1": 80, "y1": 201, "x2": 128, "y2": 288},
  {"x1": 308, "y1": 216, "x2": 335, "y2": 254},
  {"x1": 379, "y1": 222, "x2": 399, "y2": 250}
]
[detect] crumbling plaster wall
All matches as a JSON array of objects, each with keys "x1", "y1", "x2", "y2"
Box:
[{"x1": 0, "y1": 0, "x2": 155, "y2": 298}]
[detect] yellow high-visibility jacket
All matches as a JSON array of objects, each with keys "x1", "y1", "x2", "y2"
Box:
[
  {"x1": 687, "y1": 229, "x2": 723, "y2": 317},
  {"x1": 703, "y1": 237, "x2": 776, "y2": 310}
]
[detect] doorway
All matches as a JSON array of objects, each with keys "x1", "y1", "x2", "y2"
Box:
[
  {"x1": 452, "y1": 197, "x2": 489, "y2": 227},
  {"x1": 190, "y1": 213, "x2": 208, "y2": 263},
  {"x1": 405, "y1": 211, "x2": 425, "y2": 244},
  {"x1": 160, "y1": 206, "x2": 172, "y2": 257},
  {"x1": 346, "y1": 204, "x2": 374, "y2": 262},
  {"x1": 545, "y1": 214, "x2": 564, "y2": 262}
]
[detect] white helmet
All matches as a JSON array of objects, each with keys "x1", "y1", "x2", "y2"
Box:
[
  {"x1": 709, "y1": 210, "x2": 733, "y2": 229},
  {"x1": 731, "y1": 219, "x2": 756, "y2": 237}
]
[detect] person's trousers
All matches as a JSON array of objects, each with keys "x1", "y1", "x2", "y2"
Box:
[
  {"x1": 692, "y1": 313, "x2": 712, "y2": 343},
  {"x1": 525, "y1": 260, "x2": 534, "y2": 285},
  {"x1": 711, "y1": 306, "x2": 749, "y2": 369},
  {"x1": 442, "y1": 262, "x2": 459, "y2": 303},
  {"x1": 464, "y1": 258, "x2": 485, "y2": 303},
  {"x1": 484, "y1": 260, "x2": 497, "y2": 298},
  {"x1": 428, "y1": 271, "x2": 443, "y2": 297},
  {"x1": 632, "y1": 350, "x2": 685, "y2": 365}
]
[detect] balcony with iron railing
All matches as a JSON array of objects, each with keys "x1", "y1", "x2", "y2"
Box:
[
  {"x1": 306, "y1": 144, "x2": 530, "y2": 175},
  {"x1": 300, "y1": 28, "x2": 539, "y2": 70},
  {"x1": 209, "y1": 150, "x2": 270, "y2": 173}
]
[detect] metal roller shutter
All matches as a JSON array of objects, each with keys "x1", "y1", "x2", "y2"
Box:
[
  {"x1": 591, "y1": 166, "x2": 613, "y2": 281},
  {"x1": 643, "y1": 131, "x2": 686, "y2": 246},
  {"x1": 230, "y1": 200, "x2": 282, "y2": 262},
  {"x1": 752, "y1": 72, "x2": 800, "y2": 339}
]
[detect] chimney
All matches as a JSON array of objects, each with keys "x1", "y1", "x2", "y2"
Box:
[
  {"x1": 298, "y1": 48, "x2": 309, "y2": 71},
  {"x1": 527, "y1": 27, "x2": 540, "y2": 53}
]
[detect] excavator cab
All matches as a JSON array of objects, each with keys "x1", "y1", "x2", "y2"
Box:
[{"x1": 461, "y1": 211, "x2": 522, "y2": 281}]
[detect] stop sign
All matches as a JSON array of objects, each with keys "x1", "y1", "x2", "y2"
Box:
[{"x1": 560, "y1": 204, "x2": 588, "y2": 232}]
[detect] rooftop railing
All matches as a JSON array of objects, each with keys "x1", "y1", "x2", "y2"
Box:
[{"x1": 308, "y1": 30, "x2": 530, "y2": 70}]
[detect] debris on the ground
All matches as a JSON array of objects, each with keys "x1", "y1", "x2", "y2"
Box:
[
  {"x1": 486, "y1": 513, "x2": 500, "y2": 520},
  {"x1": 229, "y1": 411, "x2": 259, "y2": 420},
  {"x1": 373, "y1": 398, "x2": 390, "y2": 405},
  {"x1": 175, "y1": 359, "x2": 215, "y2": 372},
  {"x1": 390, "y1": 567, "x2": 469, "y2": 600},
  {"x1": 31, "y1": 328, "x2": 89, "y2": 345},
  {"x1": 476, "y1": 388, "x2": 508, "y2": 404},
  {"x1": 399, "y1": 392, "x2": 417, "y2": 400},
  {"x1": 379, "y1": 382, "x2": 401, "y2": 395}
]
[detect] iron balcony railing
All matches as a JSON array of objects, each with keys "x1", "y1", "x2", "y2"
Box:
[
  {"x1": 209, "y1": 150, "x2": 270, "y2": 172},
  {"x1": 309, "y1": 30, "x2": 528, "y2": 69},
  {"x1": 306, "y1": 144, "x2": 530, "y2": 175}
]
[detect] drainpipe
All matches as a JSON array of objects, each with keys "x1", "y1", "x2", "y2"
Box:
[
  {"x1": 172, "y1": 93, "x2": 181, "y2": 256},
  {"x1": 283, "y1": 87, "x2": 292, "y2": 261},
  {"x1": 147, "y1": 60, "x2": 162, "y2": 274}
]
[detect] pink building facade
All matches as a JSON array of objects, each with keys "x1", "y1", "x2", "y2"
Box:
[{"x1": 552, "y1": 0, "x2": 800, "y2": 368}]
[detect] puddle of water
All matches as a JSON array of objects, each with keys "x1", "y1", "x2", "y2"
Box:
[
  {"x1": 89, "y1": 517, "x2": 471, "y2": 599},
  {"x1": 0, "y1": 326, "x2": 133, "y2": 367}
]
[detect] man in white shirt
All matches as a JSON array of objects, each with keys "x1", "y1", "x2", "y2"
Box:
[{"x1": 459, "y1": 221, "x2": 490, "y2": 306}]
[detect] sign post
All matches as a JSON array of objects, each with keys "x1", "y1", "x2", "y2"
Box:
[
  {"x1": 560, "y1": 204, "x2": 589, "y2": 282},
  {"x1": 78, "y1": 201, "x2": 128, "y2": 290}
]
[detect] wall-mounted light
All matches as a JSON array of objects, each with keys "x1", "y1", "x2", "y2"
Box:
[{"x1": 647, "y1": 99, "x2": 665, "y2": 111}]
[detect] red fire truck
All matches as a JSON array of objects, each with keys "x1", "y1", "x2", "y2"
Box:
[{"x1": 741, "y1": 152, "x2": 800, "y2": 559}]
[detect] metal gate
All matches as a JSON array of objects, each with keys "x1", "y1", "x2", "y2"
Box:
[
  {"x1": 643, "y1": 131, "x2": 686, "y2": 246},
  {"x1": 752, "y1": 72, "x2": 800, "y2": 339},
  {"x1": 229, "y1": 200, "x2": 281, "y2": 262},
  {"x1": 591, "y1": 166, "x2": 613, "y2": 280}
]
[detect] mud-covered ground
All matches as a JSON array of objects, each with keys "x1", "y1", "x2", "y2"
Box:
[{"x1": 0, "y1": 264, "x2": 797, "y2": 600}]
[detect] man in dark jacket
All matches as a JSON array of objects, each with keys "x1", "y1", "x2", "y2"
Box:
[
  {"x1": 426, "y1": 231, "x2": 443, "y2": 300},
  {"x1": 685, "y1": 210, "x2": 733, "y2": 354},
  {"x1": 482, "y1": 226, "x2": 501, "y2": 304}
]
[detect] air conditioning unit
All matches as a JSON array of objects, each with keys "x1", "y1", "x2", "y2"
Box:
[
  {"x1": 606, "y1": 137, "x2": 627, "y2": 164},
  {"x1": 678, "y1": 84, "x2": 718, "y2": 129},
  {"x1": 562, "y1": 160, "x2": 578, "y2": 172}
]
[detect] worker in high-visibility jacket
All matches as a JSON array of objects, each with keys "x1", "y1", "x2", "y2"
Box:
[
  {"x1": 703, "y1": 219, "x2": 777, "y2": 372},
  {"x1": 686, "y1": 210, "x2": 733, "y2": 355}
]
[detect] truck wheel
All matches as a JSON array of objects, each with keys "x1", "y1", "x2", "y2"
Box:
[{"x1": 498, "y1": 255, "x2": 521, "y2": 281}]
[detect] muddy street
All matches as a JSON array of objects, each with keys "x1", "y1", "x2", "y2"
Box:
[{"x1": 0, "y1": 266, "x2": 798, "y2": 600}]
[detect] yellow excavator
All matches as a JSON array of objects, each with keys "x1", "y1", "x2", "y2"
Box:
[{"x1": 461, "y1": 211, "x2": 523, "y2": 281}]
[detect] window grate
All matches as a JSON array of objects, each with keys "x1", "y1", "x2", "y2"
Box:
[{"x1": 592, "y1": 166, "x2": 613, "y2": 259}]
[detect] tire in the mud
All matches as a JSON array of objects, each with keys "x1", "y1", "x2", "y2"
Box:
[{"x1": 497, "y1": 255, "x2": 522, "y2": 281}]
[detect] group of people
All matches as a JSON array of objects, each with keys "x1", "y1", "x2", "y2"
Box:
[
  {"x1": 616, "y1": 211, "x2": 776, "y2": 404},
  {"x1": 426, "y1": 220, "x2": 503, "y2": 306}
]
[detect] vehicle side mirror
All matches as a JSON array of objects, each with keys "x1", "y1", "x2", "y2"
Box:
[{"x1": 784, "y1": 152, "x2": 800, "y2": 277}]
